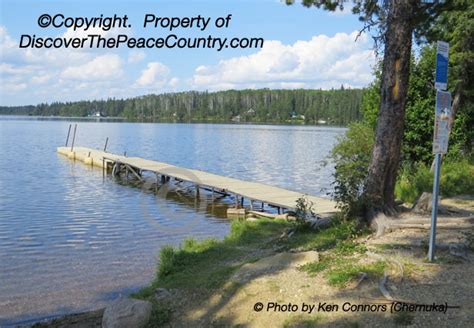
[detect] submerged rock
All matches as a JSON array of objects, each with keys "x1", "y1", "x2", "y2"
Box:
[{"x1": 102, "y1": 297, "x2": 152, "y2": 328}]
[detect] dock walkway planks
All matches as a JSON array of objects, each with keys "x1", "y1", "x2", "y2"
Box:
[{"x1": 57, "y1": 146, "x2": 337, "y2": 215}]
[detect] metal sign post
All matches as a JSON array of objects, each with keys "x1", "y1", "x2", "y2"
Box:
[
  {"x1": 428, "y1": 40, "x2": 450, "y2": 262},
  {"x1": 429, "y1": 91, "x2": 451, "y2": 261}
]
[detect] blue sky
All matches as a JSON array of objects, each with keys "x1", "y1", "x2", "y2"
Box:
[{"x1": 0, "y1": 0, "x2": 376, "y2": 106}]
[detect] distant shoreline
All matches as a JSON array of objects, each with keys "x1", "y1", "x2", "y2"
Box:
[{"x1": 0, "y1": 115, "x2": 348, "y2": 128}]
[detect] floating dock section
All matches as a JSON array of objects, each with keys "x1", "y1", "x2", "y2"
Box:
[{"x1": 57, "y1": 146, "x2": 337, "y2": 215}]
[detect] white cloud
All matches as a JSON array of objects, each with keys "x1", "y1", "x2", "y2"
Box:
[
  {"x1": 60, "y1": 54, "x2": 123, "y2": 80},
  {"x1": 128, "y1": 50, "x2": 146, "y2": 63},
  {"x1": 0, "y1": 25, "x2": 180, "y2": 104},
  {"x1": 191, "y1": 31, "x2": 375, "y2": 90},
  {"x1": 2, "y1": 82, "x2": 27, "y2": 92},
  {"x1": 136, "y1": 62, "x2": 170, "y2": 86},
  {"x1": 168, "y1": 77, "x2": 179, "y2": 88},
  {"x1": 31, "y1": 74, "x2": 52, "y2": 84}
]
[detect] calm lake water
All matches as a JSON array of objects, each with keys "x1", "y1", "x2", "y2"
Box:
[{"x1": 0, "y1": 117, "x2": 344, "y2": 326}]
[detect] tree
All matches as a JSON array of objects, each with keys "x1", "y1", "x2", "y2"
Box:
[{"x1": 287, "y1": 0, "x2": 456, "y2": 218}]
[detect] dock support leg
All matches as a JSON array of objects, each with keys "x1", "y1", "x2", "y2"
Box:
[
  {"x1": 196, "y1": 185, "x2": 200, "y2": 197},
  {"x1": 240, "y1": 196, "x2": 244, "y2": 207},
  {"x1": 250, "y1": 200, "x2": 254, "y2": 210},
  {"x1": 125, "y1": 164, "x2": 143, "y2": 182},
  {"x1": 70, "y1": 124, "x2": 77, "y2": 152},
  {"x1": 278, "y1": 207, "x2": 281, "y2": 214},
  {"x1": 103, "y1": 137, "x2": 109, "y2": 152},
  {"x1": 65, "y1": 124, "x2": 71, "y2": 146}
]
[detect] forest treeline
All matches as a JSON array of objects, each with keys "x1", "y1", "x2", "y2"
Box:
[{"x1": 0, "y1": 88, "x2": 364, "y2": 125}]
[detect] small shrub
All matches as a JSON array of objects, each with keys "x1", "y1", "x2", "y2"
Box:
[
  {"x1": 395, "y1": 159, "x2": 474, "y2": 203},
  {"x1": 395, "y1": 164, "x2": 432, "y2": 204},
  {"x1": 330, "y1": 122, "x2": 374, "y2": 218},
  {"x1": 294, "y1": 195, "x2": 315, "y2": 227},
  {"x1": 158, "y1": 246, "x2": 176, "y2": 278},
  {"x1": 440, "y1": 160, "x2": 474, "y2": 196}
]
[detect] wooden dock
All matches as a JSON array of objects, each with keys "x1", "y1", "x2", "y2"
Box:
[{"x1": 57, "y1": 146, "x2": 337, "y2": 215}]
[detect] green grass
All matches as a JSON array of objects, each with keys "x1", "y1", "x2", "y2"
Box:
[
  {"x1": 283, "y1": 218, "x2": 361, "y2": 251},
  {"x1": 301, "y1": 239, "x2": 384, "y2": 288},
  {"x1": 326, "y1": 260, "x2": 386, "y2": 287},
  {"x1": 139, "y1": 218, "x2": 360, "y2": 294},
  {"x1": 134, "y1": 219, "x2": 292, "y2": 298},
  {"x1": 395, "y1": 159, "x2": 474, "y2": 204},
  {"x1": 334, "y1": 240, "x2": 367, "y2": 255},
  {"x1": 134, "y1": 217, "x2": 361, "y2": 326}
]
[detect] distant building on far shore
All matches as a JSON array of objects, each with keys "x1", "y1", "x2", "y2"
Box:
[{"x1": 89, "y1": 111, "x2": 105, "y2": 118}]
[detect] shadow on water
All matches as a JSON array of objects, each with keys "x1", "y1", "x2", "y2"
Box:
[{"x1": 113, "y1": 173, "x2": 232, "y2": 220}]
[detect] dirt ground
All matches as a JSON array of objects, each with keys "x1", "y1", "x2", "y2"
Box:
[{"x1": 162, "y1": 197, "x2": 474, "y2": 328}]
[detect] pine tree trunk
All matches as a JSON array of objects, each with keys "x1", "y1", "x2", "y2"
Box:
[{"x1": 364, "y1": 1, "x2": 415, "y2": 214}]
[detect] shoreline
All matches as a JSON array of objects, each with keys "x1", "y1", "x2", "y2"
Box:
[{"x1": 0, "y1": 114, "x2": 347, "y2": 128}]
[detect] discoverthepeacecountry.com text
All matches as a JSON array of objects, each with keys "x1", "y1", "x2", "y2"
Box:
[{"x1": 19, "y1": 13, "x2": 265, "y2": 51}]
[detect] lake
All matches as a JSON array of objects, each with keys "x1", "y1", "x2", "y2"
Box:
[{"x1": 0, "y1": 117, "x2": 344, "y2": 325}]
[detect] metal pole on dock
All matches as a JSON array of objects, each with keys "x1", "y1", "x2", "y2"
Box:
[
  {"x1": 103, "y1": 137, "x2": 109, "y2": 152},
  {"x1": 65, "y1": 124, "x2": 71, "y2": 146},
  {"x1": 70, "y1": 124, "x2": 77, "y2": 152}
]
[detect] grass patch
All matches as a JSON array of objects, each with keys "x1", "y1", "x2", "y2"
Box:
[
  {"x1": 135, "y1": 217, "x2": 363, "y2": 326},
  {"x1": 146, "y1": 218, "x2": 360, "y2": 292},
  {"x1": 301, "y1": 259, "x2": 331, "y2": 274},
  {"x1": 301, "y1": 243, "x2": 385, "y2": 288},
  {"x1": 149, "y1": 219, "x2": 291, "y2": 291},
  {"x1": 326, "y1": 260, "x2": 386, "y2": 287},
  {"x1": 395, "y1": 159, "x2": 474, "y2": 204},
  {"x1": 334, "y1": 240, "x2": 367, "y2": 255},
  {"x1": 284, "y1": 218, "x2": 361, "y2": 251}
]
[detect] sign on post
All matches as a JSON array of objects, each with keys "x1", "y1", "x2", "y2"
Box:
[
  {"x1": 428, "y1": 40, "x2": 449, "y2": 262},
  {"x1": 435, "y1": 41, "x2": 449, "y2": 90},
  {"x1": 433, "y1": 90, "x2": 452, "y2": 154}
]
